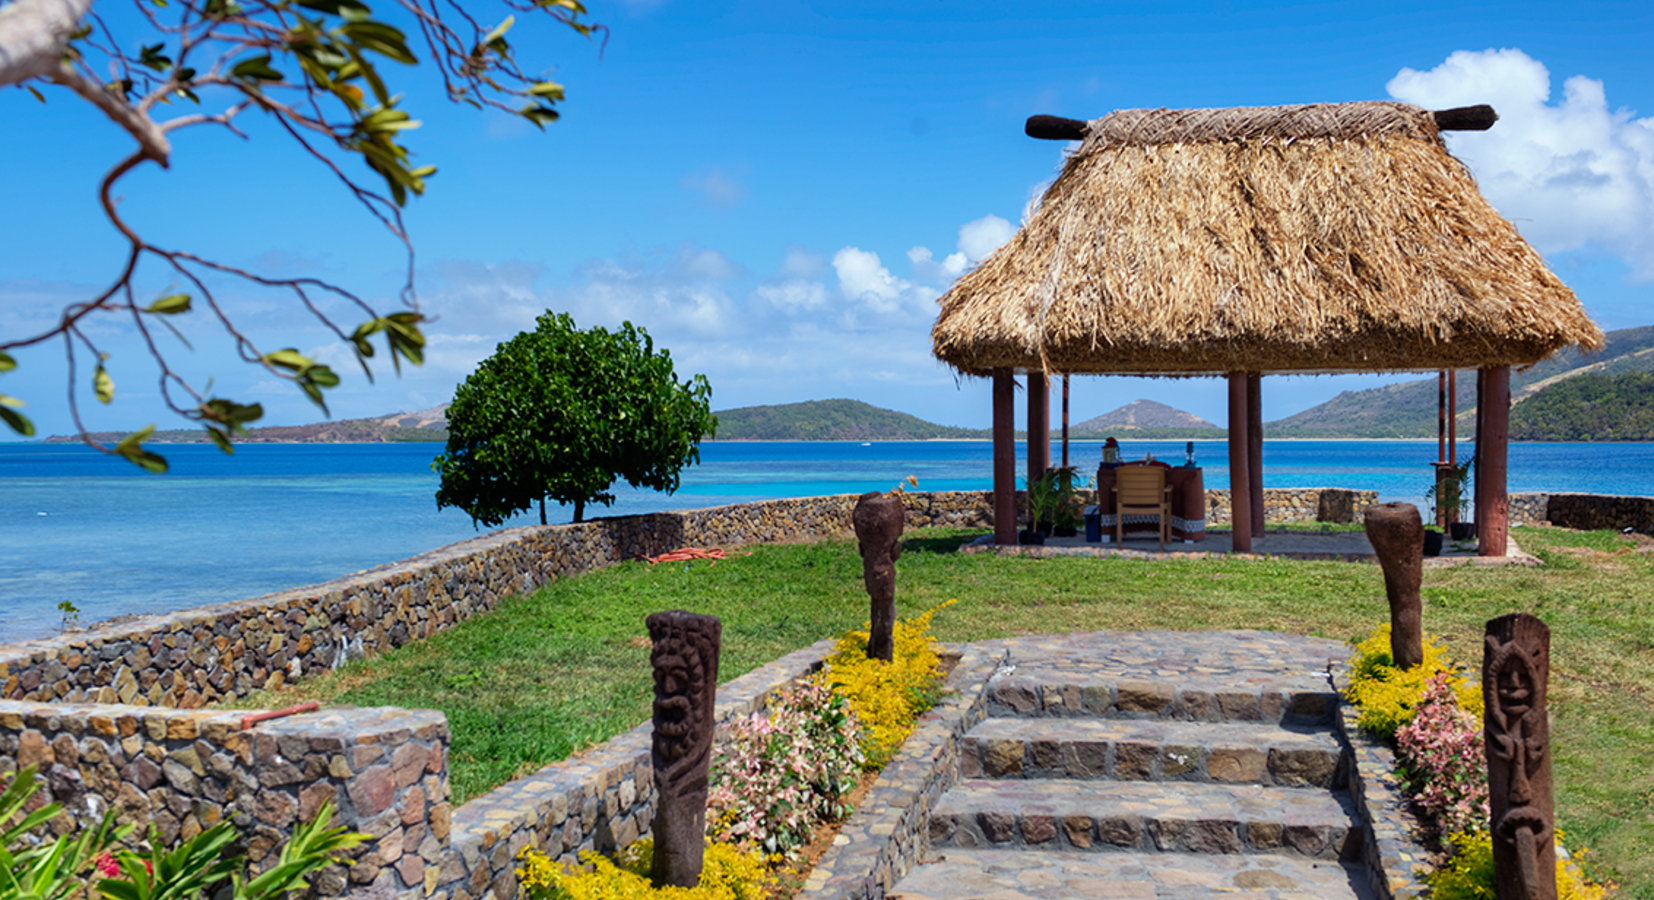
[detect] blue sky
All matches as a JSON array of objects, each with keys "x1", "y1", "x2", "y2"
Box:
[{"x1": 3, "y1": 0, "x2": 1653, "y2": 437}]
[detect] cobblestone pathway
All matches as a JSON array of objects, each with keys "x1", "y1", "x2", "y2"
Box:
[{"x1": 889, "y1": 631, "x2": 1377, "y2": 900}]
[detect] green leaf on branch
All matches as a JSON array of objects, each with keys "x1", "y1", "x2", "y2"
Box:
[
  {"x1": 139, "y1": 43, "x2": 172, "y2": 71},
  {"x1": 114, "y1": 426, "x2": 168, "y2": 474},
  {"x1": 526, "y1": 81, "x2": 564, "y2": 99},
  {"x1": 262, "y1": 348, "x2": 312, "y2": 372},
  {"x1": 0, "y1": 350, "x2": 15, "y2": 372},
  {"x1": 339, "y1": 22, "x2": 416, "y2": 64},
  {"x1": 294, "y1": 0, "x2": 372, "y2": 16},
  {"x1": 146, "y1": 293, "x2": 191, "y2": 314},
  {"x1": 0, "y1": 398, "x2": 34, "y2": 437},
  {"x1": 94, "y1": 365, "x2": 115, "y2": 404},
  {"x1": 481, "y1": 15, "x2": 515, "y2": 51},
  {"x1": 520, "y1": 104, "x2": 560, "y2": 128},
  {"x1": 231, "y1": 55, "x2": 284, "y2": 83},
  {"x1": 198, "y1": 397, "x2": 264, "y2": 431},
  {"x1": 205, "y1": 428, "x2": 234, "y2": 453}
]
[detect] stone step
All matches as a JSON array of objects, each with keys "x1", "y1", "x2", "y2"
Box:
[
  {"x1": 928, "y1": 779, "x2": 1363, "y2": 861},
  {"x1": 961, "y1": 717, "x2": 1346, "y2": 788},
  {"x1": 985, "y1": 674, "x2": 1339, "y2": 725},
  {"x1": 890, "y1": 848, "x2": 1375, "y2": 900}
]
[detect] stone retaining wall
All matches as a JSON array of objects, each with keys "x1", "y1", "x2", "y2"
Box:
[
  {"x1": 0, "y1": 640, "x2": 833, "y2": 900},
  {"x1": 1203, "y1": 488, "x2": 1377, "y2": 525},
  {"x1": 0, "y1": 700, "x2": 448, "y2": 897},
  {"x1": 1515, "y1": 491, "x2": 1654, "y2": 533}
]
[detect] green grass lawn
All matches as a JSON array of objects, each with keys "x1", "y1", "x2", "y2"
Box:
[{"x1": 246, "y1": 525, "x2": 1654, "y2": 897}]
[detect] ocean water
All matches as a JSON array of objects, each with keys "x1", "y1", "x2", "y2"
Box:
[{"x1": 5, "y1": 438, "x2": 1654, "y2": 644}]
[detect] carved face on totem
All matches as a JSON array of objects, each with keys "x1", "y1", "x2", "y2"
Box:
[
  {"x1": 646, "y1": 611, "x2": 720, "y2": 775},
  {"x1": 1485, "y1": 629, "x2": 1550, "y2": 843}
]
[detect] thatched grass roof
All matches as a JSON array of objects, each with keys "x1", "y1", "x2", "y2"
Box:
[{"x1": 932, "y1": 101, "x2": 1603, "y2": 376}]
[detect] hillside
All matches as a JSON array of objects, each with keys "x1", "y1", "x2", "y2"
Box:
[
  {"x1": 1070, "y1": 400, "x2": 1221, "y2": 435},
  {"x1": 708, "y1": 399, "x2": 984, "y2": 441},
  {"x1": 1510, "y1": 371, "x2": 1654, "y2": 441},
  {"x1": 1265, "y1": 324, "x2": 1654, "y2": 438},
  {"x1": 45, "y1": 405, "x2": 451, "y2": 444}
]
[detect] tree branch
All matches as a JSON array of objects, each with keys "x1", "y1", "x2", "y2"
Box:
[
  {"x1": 47, "y1": 62, "x2": 172, "y2": 163},
  {"x1": 0, "y1": 0, "x2": 95, "y2": 85}
]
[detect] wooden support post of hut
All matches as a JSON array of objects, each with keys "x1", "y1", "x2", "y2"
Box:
[
  {"x1": 1247, "y1": 372, "x2": 1264, "y2": 537},
  {"x1": 992, "y1": 370, "x2": 1017, "y2": 545},
  {"x1": 932, "y1": 101, "x2": 1601, "y2": 556},
  {"x1": 1027, "y1": 370, "x2": 1049, "y2": 492},
  {"x1": 1479, "y1": 365, "x2": 1511, "y2": 556},
  {"x1": 1061, "y1": 374, "x2": 1070, "y2": 468},
  {"x1": 1227, "y1": 373, "x2": 1252, "y2": 552}
]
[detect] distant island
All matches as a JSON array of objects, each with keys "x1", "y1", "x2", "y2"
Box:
[
  {"x1": 42, "y1": 324, "x2": 1654, "y2": 443},
  {"x1": 44, "y1": 405, "x2": 453, "y2": 444},
  {"x1": 709, "y1": 399, "x2": 985, "y2": 441}
]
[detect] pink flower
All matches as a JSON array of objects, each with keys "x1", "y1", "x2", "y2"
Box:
[{"x1": 94, "y1": 853, "x2": 120, "y2": 878}]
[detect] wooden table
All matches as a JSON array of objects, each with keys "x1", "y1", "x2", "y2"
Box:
[{"x1": 1095, "y1": 465, "x2": 1207, "y2": 542}]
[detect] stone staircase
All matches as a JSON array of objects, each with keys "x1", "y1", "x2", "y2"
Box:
[{"x1": 888, "y1": 631, "x2": 1377, "y2": 900}]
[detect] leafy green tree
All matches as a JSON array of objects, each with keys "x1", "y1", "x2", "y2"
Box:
[
  {"x1": 435, "y1": 312, "x2": 716, "y2": 525},
  {"x1": 0, "y1": 0, "x2": 599, "y2": 467}
]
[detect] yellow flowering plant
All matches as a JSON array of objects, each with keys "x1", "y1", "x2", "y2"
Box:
[
  {"x1": 821, "y1": 600, "x2": 953, "y2": 767},
  {"x1": 1426, "y1": 830, "x2": 1612, "y2": 900},
  {"x1": 1344, "y1": 623, "x2": 1481, "y2": 741},
  {"x1": 516, "y1": 840, "x2": 771, "y2": 900}
]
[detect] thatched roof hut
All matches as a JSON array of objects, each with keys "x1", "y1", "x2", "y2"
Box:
[{"x1": 931, "y1": 100, "x2": 1603, "y2": 376}]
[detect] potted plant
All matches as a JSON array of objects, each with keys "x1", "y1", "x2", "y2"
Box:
[
  {"x1": 1022, "y1": 473, "x2": 1059, "y2": 545},
  {"x1": 1426, "y1": 458, "x2": 1476, "y2": 543},
  {"x1": 1047, "y1": 465, "x2": 1084, "y2": 537}
]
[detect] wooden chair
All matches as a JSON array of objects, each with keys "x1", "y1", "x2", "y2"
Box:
[{"x1": 1113, "y1": 465, "x2": 1172, "y2": 549}]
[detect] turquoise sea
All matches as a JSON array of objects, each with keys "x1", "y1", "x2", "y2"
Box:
[{"x1": 6, "y1": 438, "x2": 1654, "y2": 644}]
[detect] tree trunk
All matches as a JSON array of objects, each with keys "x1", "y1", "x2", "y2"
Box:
[
  {"x1": 539, "y1": 497, "x2": 547, "y2": 525},
  {"x1": 573, "y1": 497, "x2": 583, "y2": 523}
]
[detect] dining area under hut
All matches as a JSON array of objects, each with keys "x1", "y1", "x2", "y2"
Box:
[{"x1": 930, "y1": 99, "x2": 1604, "y2": 556}]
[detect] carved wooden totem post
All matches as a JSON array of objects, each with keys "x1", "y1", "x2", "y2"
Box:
[
  {"x1": 1484, "y1": 613, "x2": 1557, "y2": 900},
  {"x1": 852, "y1": 491, "x2": 905, "y2": 662},
  {"x1": 1363, "y1": 502, "x2": 1424, "y2": 669},
  {"x1": 646, "y1": 610, "x2": 721, "y2": 888}
]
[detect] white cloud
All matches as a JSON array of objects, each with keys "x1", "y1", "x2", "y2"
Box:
[
  {"x1": 682, "y1": 167, "x2": 748, "y2": 209},
  {"x1": 755, "y1": 279, "x2": 829, "y2": 312},
  {"x1": 907, "y1": 213, "x2": 1018, "y2": 285},
  {"x1": 832, "y1": 247, "x2": 938, "y2": 315},
  {"x1": 1387, "y1": 49, "x2": 1654, "y2": 278},
  {"x1": 957, "y1": 214, "x2": 1015, "y2": 261},
  {"x1": 754, "y1": 247, "x2": 830, "y2": 312},
  {"x1": 907, "y1": 246, "x2": 968, "y2": 283}
]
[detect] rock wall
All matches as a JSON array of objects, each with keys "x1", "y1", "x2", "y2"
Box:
[
  {"x1": 0, "y1": 640, "x2": 829, "y2": 900},
  {"x1": 0, "y1": 700, "x2": 447, "y2": 897},
  {"x1": 1203, "y1": 488, "x2": 1377, "y2": 525},
  {"x1": 1509, "y1": 491, "x2": 1654, "y2": 533},
  {"x1": 1508, "y1": 493, "x2": 1549, "y2": 526}
]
